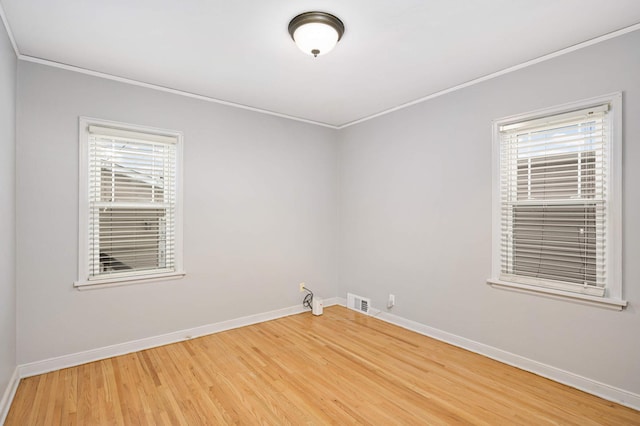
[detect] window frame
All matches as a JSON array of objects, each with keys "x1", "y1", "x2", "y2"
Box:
[
  {"x1": 76, "y1": 117, "x2": 185, "y2": 289},
  {"x1": 488, "y1": 93, "x2": 625, "y2": 310}
]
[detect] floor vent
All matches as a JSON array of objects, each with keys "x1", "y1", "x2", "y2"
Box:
[{"x1": 347, "y1": 293, "x2": 371, "y2": 315}]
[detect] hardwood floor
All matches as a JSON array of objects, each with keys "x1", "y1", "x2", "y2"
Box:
[{"x1": 6, "y1": 306, "x2": 640, "y2": 425}]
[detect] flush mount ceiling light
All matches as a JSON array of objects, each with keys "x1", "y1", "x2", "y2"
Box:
[{"x1": 288, "y1": 11, "x2": 345, "y2": 57}]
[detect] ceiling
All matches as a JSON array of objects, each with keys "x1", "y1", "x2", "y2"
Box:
[{"x1": 2, "y1": 1, "x2": 640, "y2": 128}]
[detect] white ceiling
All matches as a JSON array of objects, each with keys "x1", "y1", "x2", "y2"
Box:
[{"x1": 2, "y1": 1, "x2": 640, "y2": 127}]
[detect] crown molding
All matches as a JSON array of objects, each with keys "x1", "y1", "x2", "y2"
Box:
[
  {"x1": 5, "y1": 10, "x2": 639, "y2": 130},
  {"x1": 17, "y1": 55, "x2": 340, "y2": 130},
  {"x1": 337, "y1": 22, "x2": 640, "y2": 129},
  {"x1": 0, "y1": 1, "x2": 19, "y2": 55}
]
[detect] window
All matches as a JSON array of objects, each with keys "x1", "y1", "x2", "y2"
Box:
[
  {"x1": 489, "y1": 94, "x2": 624, "y2": 308},
  {"x1": 77, "y1": 118, "x2": 184, "y2": 288}
]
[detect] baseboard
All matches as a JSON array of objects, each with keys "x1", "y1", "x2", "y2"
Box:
[
  {"x1": 0, "y1": 366, "x2": 20, "y2": 425},
  {"x1": 374, "y1": 310, "x2": 640, "y2": 411},
  {"x1": 19, "y1": 299, "x2": 341, "y2": 379},
  {"x1": 328, "y1": 296, "x2": 346, "y2": 307},
  {"x1": 14, "y1": 295, "x2": 637, "y2": 413},
  {"x1": 337, "y1": 297, "x2": 640, "y2": 410}
]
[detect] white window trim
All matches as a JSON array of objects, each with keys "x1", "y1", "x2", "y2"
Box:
[
  {"x1": 488, "y1": 93, "x2": 625, "y2": 309},
  {"x1": 487, "y1": 279, "x2": 626, "y2": 311},
  {"x1": 75, "y1": 117, "x2": 185, "y2": 289}
]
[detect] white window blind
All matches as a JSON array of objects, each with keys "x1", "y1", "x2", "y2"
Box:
[
  {"x1": 86, "y1": 124, "x2": 179, "y2": 282},
  {"x1": 498, "y1": 105, "x2": 610, "y2": 297}
]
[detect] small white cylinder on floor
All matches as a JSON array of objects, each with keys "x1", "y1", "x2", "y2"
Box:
[{"x1": 312, "y1": 297, "x2": 324, "y2": 316}]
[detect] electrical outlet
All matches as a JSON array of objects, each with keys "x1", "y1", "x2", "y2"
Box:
[
  {"x1": 299, "y1": 282, "x2": 306, "y2": 292},
  {"x1": 387, "y1": 294, "x2": 395, "y2": 309}
]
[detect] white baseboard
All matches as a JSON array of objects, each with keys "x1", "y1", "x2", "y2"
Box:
[
  {"x1": 373, "y1": 310, "x2": 640, "y2": 411},
  {"x1": 0, "y1": 366, "x2": 20, "y2": 425},
  {"x1": 12, "y1": 296, "x2": 638, "y2": 414},
  {"x1": 336, "y1": 298, "x2": 640, "y2": 410},
  {"x1": 19, "y1": 299, "x2": 341, "y2": 379},
  {"x1": 322, "y1": 297, "x2": 343, "y2": 307}
]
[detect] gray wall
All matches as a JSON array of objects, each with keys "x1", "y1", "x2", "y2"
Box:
[
  {"x1": 0, "y1": 20, "x2": 16, "y2": 394},
  {"x1": 12, "y1": 27, "x2": 640, "y2": 398},
  {"x1": 338, "y1": 30, "x2": 640, "y2": 394},
  {"x1": 16, "y1": 62, "x2": 339, "y2": 363}
]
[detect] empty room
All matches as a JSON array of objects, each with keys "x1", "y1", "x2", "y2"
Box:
[{"x1": 1, "y1": 1, "x2": 640, "y2": 424}]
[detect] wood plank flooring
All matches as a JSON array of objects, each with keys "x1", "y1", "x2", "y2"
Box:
[{"x1": 6, "y1": 306, "x2": 640, "y2": 425}]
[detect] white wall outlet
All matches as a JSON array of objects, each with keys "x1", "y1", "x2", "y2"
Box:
[
  {"x1": 299, "y1": 282, "x2": 306, "y2": 292},
  {"x1": 387, "y1": 294, "x2": 395, "y2": 309}
]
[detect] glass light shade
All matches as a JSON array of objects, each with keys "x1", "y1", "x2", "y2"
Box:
[{"x1": 293, "y1": 22, "x2": 339, "y2": 57}]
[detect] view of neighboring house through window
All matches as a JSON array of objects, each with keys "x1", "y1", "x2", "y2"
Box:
[
  {"x1": 492, "y1": 94, "x2": 622, "y2": 301},
  {"x1": 77, "y1": 118, "x2": 183, "y2": 287}
]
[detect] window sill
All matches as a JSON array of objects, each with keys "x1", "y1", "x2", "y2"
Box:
[
  {"x1": 486, "y1": 279, "x2": 627, "y2": 311},
  {"x1": 74, "y1": 271, "x2": 186, "y2": 290}
]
